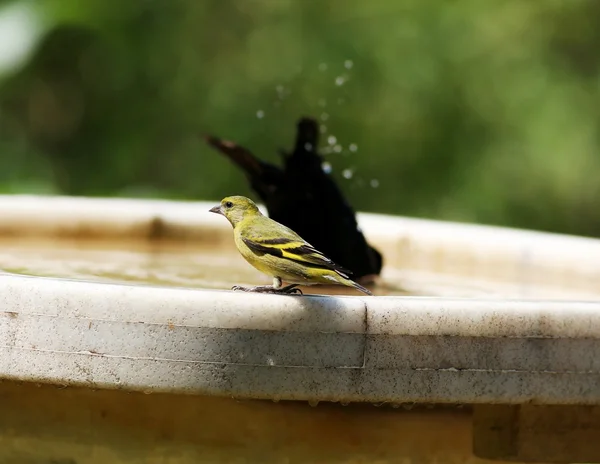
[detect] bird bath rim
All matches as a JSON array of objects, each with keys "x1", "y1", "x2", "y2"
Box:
[
  {"x1": 1, "y1": 194, "x2": 599, "y2": 299},
  {"x1": 1, "y1": 194, "x2": 600, "y2": 406}
]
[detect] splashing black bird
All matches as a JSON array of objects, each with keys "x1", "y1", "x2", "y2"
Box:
[{"x1": 205, "y1": 117, "x2": 382, "y2": 282}]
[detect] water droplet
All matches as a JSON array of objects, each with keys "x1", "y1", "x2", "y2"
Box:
[
  {"x1": 275, "y1": 85, "x2": 288, "y2": 100},
  {"x1": 304, "y1": 142, "x2": 313, "y2": 152},
  {"x1": 370, "y1": 179, "x2": 379, "y2": 188},
  {"x1": 321, "y1": 161, "x2": 332, "y2": 174},
  {"x1": 349, "y1": 143, "x2": 358, "y2": 152},
  {"x1": 335, "y1": 75, "x2": 347, "y2": 86},
  {"x1": 327, "y1": 135, "x2": 337, "y2": 145},
  {"x1": 333, "y1": 144, "x2": 342, "y2": 153},
  {"x1": 318, "y1": 98, "x2": 327, "y2": 107},
  {"x1": 256, "y1": 110, "x2": 265, "y2": 119},
  {"x1": 342, "y1": 168, "x2": 353, "y2": 179},
  {"x1": 308, "y1": 400, "x2": 319, "y2": 407},
  {"x1": 318, "y1": 63, "x2": 328, "y2": 72},
  {"x1": 344, "y1": 60, "x2": 354, "y2": 69},
  {"x1": 320, "y1": 125, "x2": 327, "y2": 133},
  {"x1": 340, "y1": 401, "x2": 349, "y2": 406},
  {"x1": 320, "y1": 112, "x2": 329, "y2": 121},
  {"x1": 272, "y1": 397, "x2": 280, "y2": 403}
]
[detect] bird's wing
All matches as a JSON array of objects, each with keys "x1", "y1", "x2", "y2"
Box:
[{"x1": 241, "y1": 234, "x2": 352, "y2": 276}]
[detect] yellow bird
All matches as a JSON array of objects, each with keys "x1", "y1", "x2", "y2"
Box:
[{"x1": 209, "y1": 196, "x2": 373, "y2": 295}]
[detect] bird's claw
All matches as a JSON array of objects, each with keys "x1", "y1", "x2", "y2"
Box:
[
  {"x1": 231, "y1": 285, "x2": 277, "y2": 293},
  {"x1": 284, "y1": 287, "x2": 303, "y2": 295},
  {"x1": 231, "y1": 285, "x2": 250, "y2": 292},
  {"x1": 231, "y1": 285, "x2": 302, "y2": 295}
]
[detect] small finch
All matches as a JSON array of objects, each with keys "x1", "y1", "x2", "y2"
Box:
[{"x1": 209, "y1": 196, "x2": 372, "y2": 295}]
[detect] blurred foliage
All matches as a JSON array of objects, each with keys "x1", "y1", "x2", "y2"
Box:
[{"x1": 0, "y1": 0, "x2": 600, "y2": 236}]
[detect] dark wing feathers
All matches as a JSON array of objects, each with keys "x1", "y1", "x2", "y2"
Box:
[
  {"x1": 241, "y1": 236, "x2": 352, "y2": 276},
  {"x1": 258, "y1": 237, "x2": 294, "y2": 245},
  {"x1": 242, "y1": 238, "x2": 284, "y2": 257}
]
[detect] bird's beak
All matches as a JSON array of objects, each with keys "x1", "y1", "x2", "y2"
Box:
[{"x1": 209, "y1": 205, "x2": 223, "y2": 215}]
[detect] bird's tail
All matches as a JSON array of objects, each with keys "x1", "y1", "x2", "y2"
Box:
[
  {"x1": 350, "y1": 280, "x2": 373, "y2": 296},
  {"x1": 333, "y1": 270, "x2": 373, "y2": 295}
]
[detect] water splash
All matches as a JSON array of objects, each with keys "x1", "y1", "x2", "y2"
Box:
[
  {"x1": 335, "y1": 75, "x2": 348, "y2": 86},
  {"x1": 342, "y1": 168, "x2": 354, "y2": 179},
  {"x1": 327, "y1": 135, "x2": 337, "y2": 145},
  {"x1": 304, "y1": 142, "x2": 313, "y2": 152},
  {"x1": 321, "y1": 161, "x2": 332, "y2": 174},
  {"x1": 275, "y1": 85, "x2": 289, "y2": 100},
  {"x1": 370, "y1": 179, "x2": 380, "y2": 188},
  {"x1": 349, "y1": 143, "x2": 358, "y2": 152},
  {"x1": 344, "y1": 60, "x2": 354, "y2": 69},
  {"x1": 333, "y1": 144, "x2": 342, "y2": 153},
  {"x1": 256, "y1": 110, "x2": 265, "y2": 119}
]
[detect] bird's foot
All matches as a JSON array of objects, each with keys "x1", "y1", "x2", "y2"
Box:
[
  {"x1": 231, "y1": 285, "x2": 273, "y2": 293},
  {"x1": 231, "y1": 284, "x2": 302, "y2": 295},
  {"x1": 231, "y1": 285, "x2": 251, "y2": 292},
  {"x1": 280, "y1": 284, "x2": 303, "y2": 295}
]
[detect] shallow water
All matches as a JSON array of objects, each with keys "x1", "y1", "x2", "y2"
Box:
[
  {"x1": 0, "y1": 236, "x2": 408, "y2": 296},
  {"x1": 3, "y1": 237, "x2": 591, "y2": 299}
]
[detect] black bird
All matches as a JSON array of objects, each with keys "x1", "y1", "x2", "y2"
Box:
[{"x1": 205, "y1": 117, "x2": 383, "y2": 282}]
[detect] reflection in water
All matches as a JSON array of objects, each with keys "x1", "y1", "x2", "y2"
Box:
[
  {"x1": 0, "y1": 237, "x2": 256, "y2": 289},
  {"x1": 2, "y1": 237, "x2": 592, "y2": 300},
  {"x1": 0, "y1": 237, "x2": 405, "y2": 296}
]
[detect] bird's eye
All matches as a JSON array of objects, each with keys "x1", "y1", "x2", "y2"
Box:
[{"x1": 225, "y1": 201, "x2": 233, "y2": 208}]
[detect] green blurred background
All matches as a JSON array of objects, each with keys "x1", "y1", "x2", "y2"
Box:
[{"x1": 0, "y1": 0, "x2": 599, "y2": 236}]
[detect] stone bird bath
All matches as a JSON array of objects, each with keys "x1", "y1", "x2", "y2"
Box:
[{"x1": 1, "y1": 194, "x2": 599, "y2": 463}]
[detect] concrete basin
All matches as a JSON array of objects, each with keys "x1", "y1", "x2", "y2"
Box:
[{"x1": 1, "y1": 194, "x2": 599, "y2": 463}]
